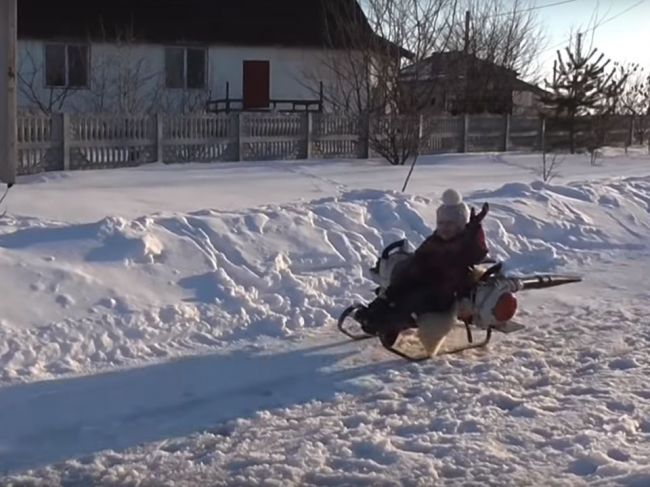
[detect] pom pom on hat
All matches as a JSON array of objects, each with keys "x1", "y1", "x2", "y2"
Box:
[
  {"x1": 441, "y1": 188, "x2": 462, "y2": 206},
  {"x1": 437, "y1": 188, "x2": 470, "y2": 227}
]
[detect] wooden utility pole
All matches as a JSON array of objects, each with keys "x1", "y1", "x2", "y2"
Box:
[
  {"x1": 464, "y1": 10, "x2": 470, "y2": 54},
  {"x1": 463, "y1": 10, "x2": 471, "y2": 114},
  {"x1": 0, "y1": 0, "x2": 17, "y2": 185}
]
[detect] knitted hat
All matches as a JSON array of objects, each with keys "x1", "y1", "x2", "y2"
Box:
[{"x1": 436, "y1": 189, "x2": 470, "y2": 227}]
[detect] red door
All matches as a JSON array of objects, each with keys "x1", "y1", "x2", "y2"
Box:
[{"x1": 243, "y1": 60, "x2": 270, "y2": 109}]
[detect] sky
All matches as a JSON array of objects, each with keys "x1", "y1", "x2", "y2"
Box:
[{"x1": 534, "y1": 0, "x2": 650, "y2": 81}]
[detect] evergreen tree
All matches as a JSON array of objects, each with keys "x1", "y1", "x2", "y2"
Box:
[{"x1": 543, "y1": 34, "x2": 625, "y2": 153}]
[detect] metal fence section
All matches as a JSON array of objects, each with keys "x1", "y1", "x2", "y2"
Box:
[{"x1": 15, "y1": 112, "x2": 645, "y2": 175}]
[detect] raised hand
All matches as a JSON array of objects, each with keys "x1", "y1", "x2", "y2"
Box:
[{"x1": 468, "y1": 202, "x2": 489, "y2": 228}]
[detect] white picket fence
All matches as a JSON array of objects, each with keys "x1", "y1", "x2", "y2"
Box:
[{"x1": 15, "y1": 111, "x2": 636, "y2": 175}]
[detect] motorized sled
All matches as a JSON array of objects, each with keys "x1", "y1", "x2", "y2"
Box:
[{"x1": 337, "y1": 239, "x2": 582, "y2": 361}]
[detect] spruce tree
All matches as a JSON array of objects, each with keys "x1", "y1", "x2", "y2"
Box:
[{"x1": 543, "y1": 34, "x2": 625, "y2": 153}]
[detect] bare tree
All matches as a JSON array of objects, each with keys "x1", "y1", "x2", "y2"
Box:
[
  {"x1": 83, "y1": 56, "x2": 163, "y2": 114},
  {"x1": 158, "y1": 88, "x2": 212, "y2": 114},
  {"x1": 301, "y1": 0, "x2": 461, "y2": 167},
  {"x1": 540, "y1": 150, "x2": 564, "y2": 182},
  {"x1": 75, "y1": 23, "x2": 167, "y2": 114},
  {"x1": 620, "y1": 65, "x2": 650, "y2": 146},
  {"x1": 88, "y1": 52, "x2": 211, "y2": 114},
  {"x1": 443, "y1": 0, "x2": 547, "y2": 114},
  {"x1": 456, "y1": 1, "x2": 546, "y2": 71},
  {"x1": 17, "y1": 48, "x2": 73, "y2": 114},
  {"x1": 83, "y1": 54, "x2": 162, "y2": 114},
  {"x1": 305, "y1": 0, "x2": 547, "y2": 172},
  {"x1": 19, "y1": 20, "x2": 211, "y2": 116},
  {"x1": 597, "y1": 61, "x2": 629, "y2": 114},
  {"x1": 588, "y1": 60, "x2": 628, "y2": 159}
]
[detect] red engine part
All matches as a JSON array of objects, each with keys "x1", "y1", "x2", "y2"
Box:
[{"x1": 493, "y1": 292, "x2": 518, "y2": 322}]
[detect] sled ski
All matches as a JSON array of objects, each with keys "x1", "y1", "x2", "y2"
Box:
[
  {"x1": 382, "y1": 327, "x2": 495, "y2": 362},
  {"x1": 337, "y1": 304, "x2": 374, "y2": 340},
  {"x1": 337, "y1": 305, "x2": 499, "y2": 361},
  {"x1": 491, "y1": 320, "x2": 525, "y2": 333}
]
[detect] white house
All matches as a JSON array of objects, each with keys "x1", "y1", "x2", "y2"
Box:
[{"x1": 16, "y1": 0, "x2": 390, "y2": 114}]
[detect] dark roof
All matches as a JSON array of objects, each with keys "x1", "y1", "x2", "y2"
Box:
[
  {"x1": 401, "y1": 51, "x2": 548, "y2": 94},
  {"x1": 512, "y1": 79, "x2": 550, "y2": 97},
  {"x1": 17, "y1": 0, "x2": 391, "y2": 51},
  {"x1": 401, "y1": 51, "x2": 519, "y2": 80}
]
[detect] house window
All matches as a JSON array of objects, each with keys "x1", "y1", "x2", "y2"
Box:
[
  {"x1": 45, "y1": 44, "x2": 89, "y2": 88},
  {"x1": 165, "y1": 47, "x2": 207, "y2": 89},
  {"x1": 444, "y1": 93, "x2": 457, "y2": 112}
]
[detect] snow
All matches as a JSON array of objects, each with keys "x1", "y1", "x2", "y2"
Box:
[
  {"x1": 9, "y1": 148, "x2": 650, "y2": 223},
  {"x1": 1, "y1": 148, "x2": 650, "y2": 485}
]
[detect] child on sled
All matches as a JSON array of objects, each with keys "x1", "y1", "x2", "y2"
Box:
[{"x1": 357, "y1": 188, "x2": 489, "y2": 356}]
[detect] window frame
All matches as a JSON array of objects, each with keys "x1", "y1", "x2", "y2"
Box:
[
  {"x1": 164, "y1": 46, "x2": 208, "y2": 90},
  {"x1": 43, "y1": 42, "x2": 90, "y2": 89}
]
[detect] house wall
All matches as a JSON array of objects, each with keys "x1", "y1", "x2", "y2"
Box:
[
  {"x1": 513, "y1": 90, "x2": 544, "y2": 116},
  {"x1": 18, "y1": 40, "x2": 162, "y2": 113},
  {"x1": 209, "y1": 46, "x2": 332, "y2": 101},
  {"x1": 17, "y1": 39, "x2": 347, "y2": 113},
  {"x1": 513, "y1": 90, "x2": 533, "y2": 108}
]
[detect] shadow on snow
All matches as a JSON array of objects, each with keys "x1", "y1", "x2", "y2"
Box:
[{"x1": 0, "y1": 337, "x2": 397, "y2": 474}]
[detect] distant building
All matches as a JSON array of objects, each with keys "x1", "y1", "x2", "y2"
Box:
[{"x1": 400, "y1": 51, "x2": 550, "y2": 116}]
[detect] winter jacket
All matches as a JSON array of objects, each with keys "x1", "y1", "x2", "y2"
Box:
[{"x1": 387, "y1": 223, "x2": 489, "y2": 312}]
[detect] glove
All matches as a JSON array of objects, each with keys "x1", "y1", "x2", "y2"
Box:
[
  {"x1": 469, "y1": 202, "x2": 489, "y2": 225},
  {"x1": 467, "y1": 202, "x2": 489, "y2": 233}
]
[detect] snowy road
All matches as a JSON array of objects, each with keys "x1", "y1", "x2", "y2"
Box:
[{"x1": 0, "y1": 336, "x2": 365, "y2": 472}]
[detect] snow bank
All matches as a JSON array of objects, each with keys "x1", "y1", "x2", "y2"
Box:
[
  {"x1": 0, "y1": 190, "x2": 433, "y2": 383},
  {"x1": 475, "y1": 177, "x2": 650, "y2": 272},
  {"x1": 1, "y1": 176, "x2": 649, "y2": 385}
]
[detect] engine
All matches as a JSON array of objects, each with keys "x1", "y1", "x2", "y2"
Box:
[
  {"x1": 460, "y1": 275, "x2": 523, "y2": 328},
  {"x1": 368, "y1": 239, "x2": 413, "y2": 291}
]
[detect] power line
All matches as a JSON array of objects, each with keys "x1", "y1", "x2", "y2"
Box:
[
  {"x1": 539, "y1": 0, "x2": 647, "y2": 55},
  {"x1": 590, "y1": 0, "x2": 646, "y2": 31},
  {"x1": 485, "y1": 0, "x2": 578, "y2": 19}
]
